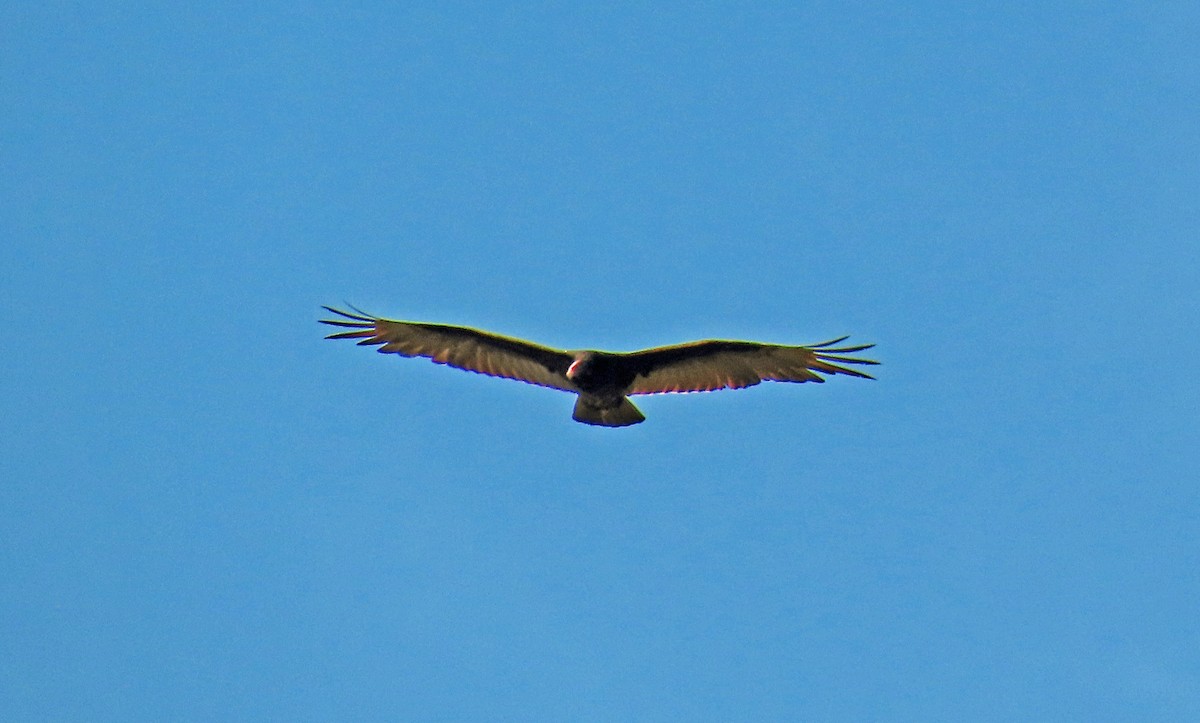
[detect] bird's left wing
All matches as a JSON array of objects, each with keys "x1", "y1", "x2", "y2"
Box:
[
  {"x1": 320, "y1": 306, "x2": 577, "y2": 392},
  {"x1": 624, "y1": 337, "x2": 878, "y2": 395}
]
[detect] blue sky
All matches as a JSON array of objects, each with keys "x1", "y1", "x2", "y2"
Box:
[{"x1": 3, "y1": 2, "x2": 1198, "y2": 719}]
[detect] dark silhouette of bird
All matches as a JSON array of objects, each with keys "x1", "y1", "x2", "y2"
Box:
[{"x1": 320, "y1": 306, "x2": 878, "y2": 427}]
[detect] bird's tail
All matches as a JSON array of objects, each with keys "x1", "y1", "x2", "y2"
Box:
[{"x1": 572, "y1": 396, "x2": 646, "y2": 427}]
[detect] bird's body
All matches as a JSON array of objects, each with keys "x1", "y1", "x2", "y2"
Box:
[
  {"x1": 320, "y1": 306, "x2": 878, "y2": 427},
  {"x1": 564, "y1": 351, "x2": 646, "y2": 426}
]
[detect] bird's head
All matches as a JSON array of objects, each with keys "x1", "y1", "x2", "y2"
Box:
[{"x1": 566, "y1": 352, "x2": 593, "y2": 382}]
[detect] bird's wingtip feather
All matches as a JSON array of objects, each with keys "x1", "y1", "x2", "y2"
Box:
[
  {"x1": 320, "y1": 304, "x2": 378, "y2": 323},
  {"x1": 325, "y1": 329, "x2": 377, "y2": 340},
  {"x1": 808, "y1": 335, "x2": 851, "y2": 349}
]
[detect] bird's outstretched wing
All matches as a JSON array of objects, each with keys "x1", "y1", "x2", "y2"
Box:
[
  {"x1": 623, "y1": 337, "x2": 878, "y2": 395},
  {"x1": 320, "y1": 306, "x2": 577, "y2": 392}
]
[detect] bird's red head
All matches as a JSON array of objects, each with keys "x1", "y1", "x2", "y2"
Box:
[
  {"x1": 566, "y1": 357, "x2": 584, "y2": 380},
  {"x1": 566, "y1": 353, "x2": 594, "y2": 381}
]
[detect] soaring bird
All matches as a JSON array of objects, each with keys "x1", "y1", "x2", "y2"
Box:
[{"x1": 320, "y1": 306, "x2": 878, "y2": 427}]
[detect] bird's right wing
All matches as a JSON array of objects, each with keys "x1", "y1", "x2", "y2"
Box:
[
  {"x1": 624, "y1": 337, "x2": 878, "y2": 395},
  {"x1": 320, "y1": 306, "x2": 577, "y2": 392}
]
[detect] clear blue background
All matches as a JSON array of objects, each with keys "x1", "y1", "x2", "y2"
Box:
[{"x1": 3, "y1": 2, "x2": 1198, "y2": 719}]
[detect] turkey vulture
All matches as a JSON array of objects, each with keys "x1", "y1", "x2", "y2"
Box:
[{"x1": 320, "y1": 306, "x2": 878, "y2": 427}]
